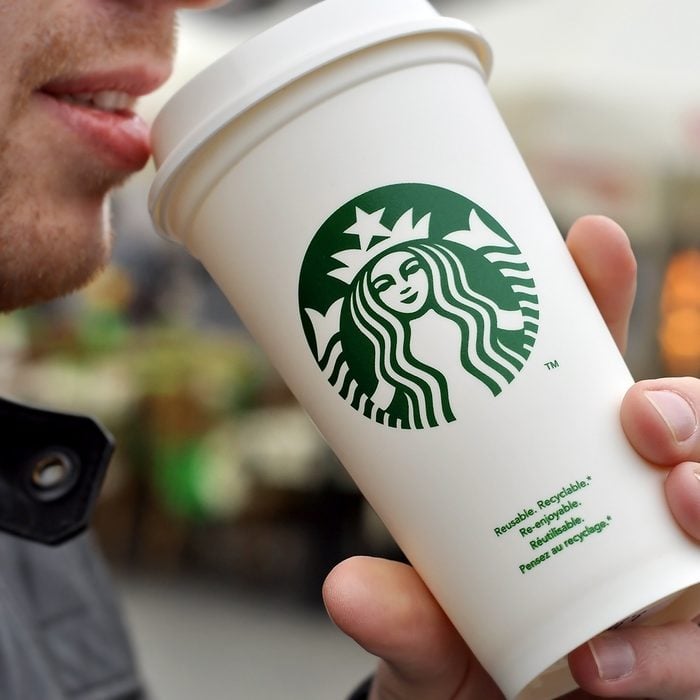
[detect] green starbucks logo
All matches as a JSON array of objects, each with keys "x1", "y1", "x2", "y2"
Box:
[{"x1": 299, "y1": 184, "x2": 539, "y2": 429}]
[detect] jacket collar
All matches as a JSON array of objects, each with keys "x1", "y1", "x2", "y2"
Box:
[{"x1": 0, "y1": 397, "x2": 113, "y2": 545}]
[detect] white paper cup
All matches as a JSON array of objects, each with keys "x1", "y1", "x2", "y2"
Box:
[{"x1": 149, "y1": 1, "x2": 700, "y2": 697}]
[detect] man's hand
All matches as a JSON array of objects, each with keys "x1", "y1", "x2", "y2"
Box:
[{"x1": 323, "y1": 216, "x2": 700, "y2": 700}]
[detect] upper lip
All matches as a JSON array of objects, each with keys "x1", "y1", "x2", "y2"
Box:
[{"x1": 39, "y1": 64, "x2": 171, "y2": 100}]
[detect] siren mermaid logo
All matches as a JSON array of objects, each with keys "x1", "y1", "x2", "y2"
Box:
[{"x1": 299, "y1": 184, "x2": 539, "y2": 429}]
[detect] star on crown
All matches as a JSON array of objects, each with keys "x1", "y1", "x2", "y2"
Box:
[{"x1": 328, "y1": 207, "x2": 431, "y2": 284}]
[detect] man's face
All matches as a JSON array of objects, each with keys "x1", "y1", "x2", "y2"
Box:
[{"x1": 0, "y1": 1, "x2": 184, "y2": 312}]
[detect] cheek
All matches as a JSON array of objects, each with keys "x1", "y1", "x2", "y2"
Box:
[{"x1": 0, "y1": 5, "x2": 52, "y2": 120}]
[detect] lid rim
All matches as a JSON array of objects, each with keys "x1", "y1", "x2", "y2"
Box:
[{"x1": 149, "y1": 17, "x2": 491, "y2": 240}]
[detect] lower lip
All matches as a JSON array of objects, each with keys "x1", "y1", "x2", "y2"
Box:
[
  {"x1": 36, "y1": 92, "x2": 151, "y2": 171},
  {"x1": 402, "y1": 292, "x2": 419, "y2": 304}
]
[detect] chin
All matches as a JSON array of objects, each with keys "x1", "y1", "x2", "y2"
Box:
[
  {"x1": 0, "y1": 250, "x2": 111, "y2": 313},
  {"x1": 0, "y1": 203, "x2": 113, "y2": 313}
]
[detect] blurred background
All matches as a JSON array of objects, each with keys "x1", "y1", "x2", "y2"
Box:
[{"x1": 1, "y1": 0, "x2": 699, "y2": 697}]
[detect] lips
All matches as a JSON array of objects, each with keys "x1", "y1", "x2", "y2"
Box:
[{"x1": 37, "y1": 68, "x2": 169, "y2": 171}]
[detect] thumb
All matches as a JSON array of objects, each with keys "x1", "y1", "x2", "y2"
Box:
[
  {"x1": 621, "y1": 377, "x2": 700, "y2": 467},
  {"x1": 322, "y1": 556, "x2": 502, "y2": 700}
]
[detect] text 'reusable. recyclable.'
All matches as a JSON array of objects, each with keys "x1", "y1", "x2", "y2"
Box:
[{"x1": 492, "y1": 478, "x2": 614, "y2": 575}]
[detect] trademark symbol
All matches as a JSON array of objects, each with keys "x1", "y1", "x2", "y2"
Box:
[{"x1": 545, "y1": 360, "x2": 560, "y2": 370}]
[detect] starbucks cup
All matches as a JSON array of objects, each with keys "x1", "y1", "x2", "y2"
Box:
[{"x1": 148, "y1": 1, "x2": 700, "y2": 697}]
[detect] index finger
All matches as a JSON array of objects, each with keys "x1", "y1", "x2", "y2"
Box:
[{"x1": 565, "y1": 216, "x2": 637, "y2": 354}]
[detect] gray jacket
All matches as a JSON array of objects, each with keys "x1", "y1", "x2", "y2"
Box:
[
  {"x1": 0, "y1": 532, "x2": 143, "y2": 700},
  {"x1": 0, "y1": 396, "x2": 143, "y2": 698}
]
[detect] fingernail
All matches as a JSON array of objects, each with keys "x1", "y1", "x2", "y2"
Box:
[
  {"x1": 588, "y1": 633, "x2": 636, "y2": 681},
  {"x1": 645, "y1": 390, "x2": 698, "y2": 443}
]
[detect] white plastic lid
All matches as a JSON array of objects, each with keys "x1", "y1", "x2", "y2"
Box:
[{"x1": 149, "y1": 0, "x2": 491, "y2": 216}]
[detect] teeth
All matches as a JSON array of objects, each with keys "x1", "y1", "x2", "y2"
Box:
[
  {"x1": 58, "y1": 90, "x2": 136, "y2": 112},
  {"x1": 92, "y1": 91, "x2": 135, "y2": 111}
]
